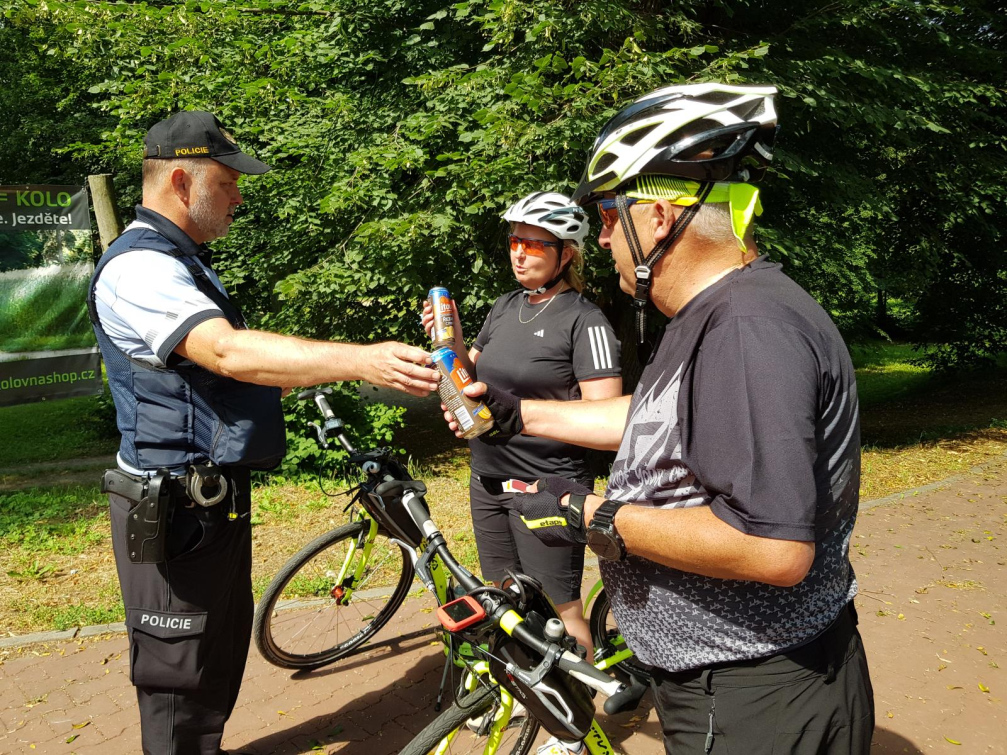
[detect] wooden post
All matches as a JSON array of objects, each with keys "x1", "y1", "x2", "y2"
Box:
[{"x1": 87, "y1": 174, "x2": 124, "y2": 252}]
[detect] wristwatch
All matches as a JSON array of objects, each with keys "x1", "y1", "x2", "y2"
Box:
[{"x1": 586, "y1": 500, "x2": 628, "y2": 561}]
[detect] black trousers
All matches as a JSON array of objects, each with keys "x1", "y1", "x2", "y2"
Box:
[
  {"x1": 108, "y1": 470, "x2": 253, "y2": 755},
  {"x1": 650, "y1": 603, "x2": 875, "y2": 754}
]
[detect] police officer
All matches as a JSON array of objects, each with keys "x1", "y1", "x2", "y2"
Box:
[{"x1": 89, "y1": 110, "x2": 440, "y2": 755}]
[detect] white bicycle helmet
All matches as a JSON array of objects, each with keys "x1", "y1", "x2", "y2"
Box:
[
  {"x1": 503, "y1": 191, "x2": 590, "y2": 247},
  {"x1": 572, "y1": 83, "x2": 778, "y2": 206}
]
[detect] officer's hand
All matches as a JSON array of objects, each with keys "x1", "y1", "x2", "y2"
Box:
[
  {"x1": 363, "y1": 342, "x2": 440, "y2": 397},
  {"x1": 509, "y1": 477, "x2": 593, "y2": 547}
]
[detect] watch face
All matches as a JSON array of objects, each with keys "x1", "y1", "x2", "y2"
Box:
[{"x1": 587, "y1": 529, "x2": 623, "y2": 561}]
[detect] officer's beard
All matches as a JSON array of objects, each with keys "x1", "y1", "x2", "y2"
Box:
[{"x1": 189, "y1": 191, "x2": 234, "y2": 242}]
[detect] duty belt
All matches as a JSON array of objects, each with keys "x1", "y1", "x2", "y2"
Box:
[
  {"x1": 101, "y1": 464, "x2": 230, "y2": 508},
  {"x1": 102, "y1": 465, "x2": 232, "y2": 564}
]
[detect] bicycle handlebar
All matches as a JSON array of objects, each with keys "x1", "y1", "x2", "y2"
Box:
[
  {"x1": 301, "y1": 404, "x2": 631, "y2": 709},
  {"x1": 399, "y1": 490, "x2": 629, "y2": 705}
]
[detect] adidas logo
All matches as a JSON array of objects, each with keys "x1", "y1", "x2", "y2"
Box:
[{"x1": 533, "y1": 329, "x2": 545, "y2": 338}]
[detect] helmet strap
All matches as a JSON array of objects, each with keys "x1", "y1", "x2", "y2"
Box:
[
  {"x1": 615, "y1": 182, "x2": 714, "y2": 351},
  {"x1": 524, "y1": 248, "x2": 569, "y2": 295},
  {"x1": 527, "y1": 270, "x2": 566, "y2": 295}
]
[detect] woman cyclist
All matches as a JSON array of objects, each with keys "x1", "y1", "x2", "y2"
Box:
[{"x1": 423, "y1": 190, "x2": 622, "y2": 688}]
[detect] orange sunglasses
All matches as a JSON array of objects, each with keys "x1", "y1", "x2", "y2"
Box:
[
  {"x1": 596, "y1": 198, "x2": 654, "y2": 229},
  {"x1": 508, "y1": 234, "x2": 562, "y2": 257}
]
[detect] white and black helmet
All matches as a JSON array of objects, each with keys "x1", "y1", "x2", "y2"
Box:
[
  {"x1": 572, "y1": 83, "x2": 778, "y2": 206},
  {"x1": 502, "y1": 191, "x2": 590, "y2": 246}
]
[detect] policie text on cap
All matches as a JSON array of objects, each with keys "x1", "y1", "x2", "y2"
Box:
[{"x1": 143, "y1": 110, "x2": 271, "y2": 175}]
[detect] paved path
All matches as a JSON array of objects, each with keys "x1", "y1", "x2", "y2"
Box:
[{"x1": 1, "y1": 462, "x2": 1004, "y2": 754}]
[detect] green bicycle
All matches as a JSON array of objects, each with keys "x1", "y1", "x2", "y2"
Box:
[
  {"x1": 252, "y1": 389, "x2": 647, "y2": 752},
  {"x1": 389, "y1": 473, "x2": 643, "y2": 755}
]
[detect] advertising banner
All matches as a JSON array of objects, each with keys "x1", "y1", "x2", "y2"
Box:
[{"x1": 0, "y1": 184, "x2": 103, "y2": 406}]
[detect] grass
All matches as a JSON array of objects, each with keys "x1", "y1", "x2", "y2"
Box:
[
  {"x1": 849, "y1": 341, "x2": 932, "y2": 408},
  {"x1": 1, "y1": 341, "x2": 1005, "y2": 635},
  {"x1": 0, "y1": 393, "x2": 117, "y2": 469}
]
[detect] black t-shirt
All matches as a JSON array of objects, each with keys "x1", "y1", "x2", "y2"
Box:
[
  {"x1": 602, "y1": 256, "x2": 861, "y2": 672},
  {"x1": 470, "y1": 288, "x2": 621, "y2": 481}
]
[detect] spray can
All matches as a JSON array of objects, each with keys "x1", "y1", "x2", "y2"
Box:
[
  {"x1": 430, "y1": 347, "x2": 494, "y2": 440},
  {"x1": 428, "y1": 287, "x2": 455, "y2": 349}
]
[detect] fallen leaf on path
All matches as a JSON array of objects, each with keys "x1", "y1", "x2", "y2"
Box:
[
  {"x1": 946, "y1": 685, "x2": 963, "y2": 690},
  {"x1": 66, "y1": 734, "x2": 78, "y2": 744},
  {"x1": 886, "y1": 711, "x2": 894, "y2": 719},
  {"x1": 945, "y1": 737, "x2": 962, "y2": 745},
  {"x1": 979, "y1": 683, "x2": 990, "y2": 693},
  {"x1": 71, "y1": 721, "x2": 90, "y2": 729},
  {"x1": 977, "y1": 646, "x2": 988, "y2": 655}
]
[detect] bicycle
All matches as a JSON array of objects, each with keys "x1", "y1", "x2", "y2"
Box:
[
  {"x1": 389, "y1": 472, "x2": 641, "y2": 755},
  {"x1": 252, "y1": 389, "x2": 647, "y2": 730}
]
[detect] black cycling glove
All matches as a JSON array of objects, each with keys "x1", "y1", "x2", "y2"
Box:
[
  {"x1": 510, "y1": 477, "x2": 592, "y2": 547},
  {"x1": 481, "y1": 383, "x2": 524, "y2": 438}
]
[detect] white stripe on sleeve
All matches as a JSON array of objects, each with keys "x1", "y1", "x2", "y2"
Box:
[
  {"x1": 597, "y1": 326, "x2": 613, "y2": 370},
  {"x1": 588, "y1": 326, "x2": 602, "y2": 370}
]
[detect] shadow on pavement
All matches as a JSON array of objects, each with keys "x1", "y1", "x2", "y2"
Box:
[
  {"x1": 872, "y1": 726, "x2": 925, "y2": 754},
  {"x1": 239, "y1": 650, "x2": 446, "y2": 755},
  {"x1": 286, "y1": 627, "x2": 438, "y2": 682}
]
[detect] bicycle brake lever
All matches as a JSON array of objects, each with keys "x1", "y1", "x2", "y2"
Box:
[
  {"x1": 308, "y1": 421, "x2": 329, "y2": 448},
  {"x1": 389, "y1": 538, "x2": 419, "y2": 569},
  {"x1": 412, "y1": 546, "x2": 437, "y2": 592}
]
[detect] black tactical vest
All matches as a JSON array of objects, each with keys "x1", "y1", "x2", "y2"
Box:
[{"x1": 88, "y1": 214, "x2": 285, "y2": 471}]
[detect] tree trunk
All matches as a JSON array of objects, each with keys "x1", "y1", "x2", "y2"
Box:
[
  {"x1": 87, "y1": 174, "x2": 123, "y2": 253},
  {"x1": 876, "y1": 288, "x2": 889, "y2": 330}
]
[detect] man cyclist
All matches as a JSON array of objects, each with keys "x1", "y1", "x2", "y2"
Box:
[{"x1": 450, "y1": 84, "x2": 874, "y2": 753}]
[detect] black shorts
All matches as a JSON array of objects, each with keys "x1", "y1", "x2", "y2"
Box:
[
  {"x1": 649, "y1": 603, "x2": 874, "y2": 754},
  {"x1": 469, "y1": 472, "x2": 585, "y2": 604}
]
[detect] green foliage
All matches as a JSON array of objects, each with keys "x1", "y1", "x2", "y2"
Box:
[
  {"x1": 1, "y1": 0, "x2": 1004, "y2": 395},
  {"x1": 278, "y1": 385, "x2": 407, "y2": 476}
]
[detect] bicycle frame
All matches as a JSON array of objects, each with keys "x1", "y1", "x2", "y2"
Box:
[
  {"x1": 272, "y1": 392, "x2": 638, "y2": 755},
  {"x1": 332, "y1": 506, "x2": 454, "y2": 609},
  {"x1": 428, "y1": 608, "x2": 619, "y2": 755}
]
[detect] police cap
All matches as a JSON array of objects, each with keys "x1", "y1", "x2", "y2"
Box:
[{"x1": 144, "y1": 111, "x2": 271, "y2": 175}]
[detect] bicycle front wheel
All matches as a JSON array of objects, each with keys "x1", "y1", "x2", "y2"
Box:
[
  {"x1": 400, "y1": 684, "x2": 540, "y2": 755},
  {"x1": 588, "y1": 587, "x2": 652, "y2": 685},
  {"x1": 253, "y1": 520, "x2": 414, "y2": 670}
]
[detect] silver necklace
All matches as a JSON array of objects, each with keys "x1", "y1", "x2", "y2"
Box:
[{"x1": 518, "y1": 284, "x2": 566, "y2": 324}]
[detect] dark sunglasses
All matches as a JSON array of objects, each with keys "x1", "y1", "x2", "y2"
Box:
[
  {"x1": 508, "y1": 234, "x2": 562, "y2": 257},
  {"x1": 596, "y1": 197, "x2": 654, "y2": 229}
]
